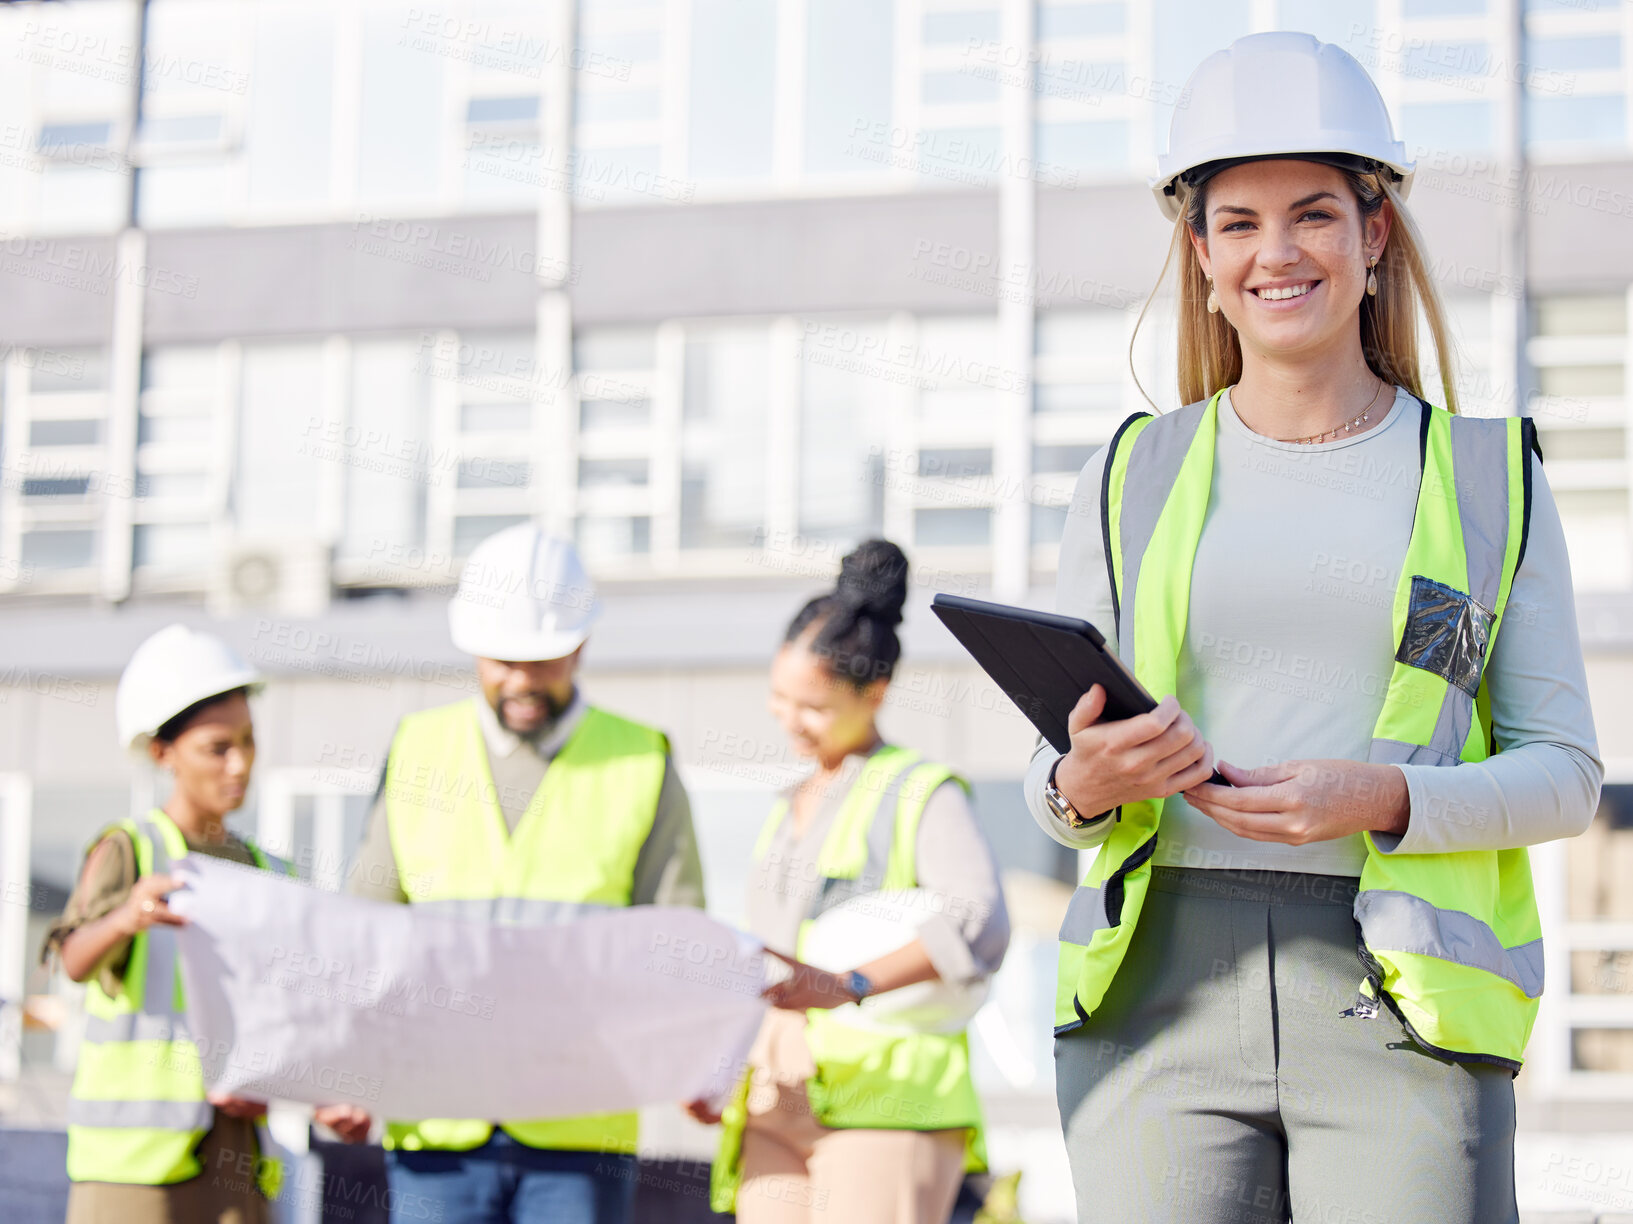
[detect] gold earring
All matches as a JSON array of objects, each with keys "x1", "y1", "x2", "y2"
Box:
[
  {"x1": 1206, "y1": 276, "x2": 1219, "y2": 314},
  {"x1": 1366, "y1": 256, "x2": 1379, "y2": 297}
]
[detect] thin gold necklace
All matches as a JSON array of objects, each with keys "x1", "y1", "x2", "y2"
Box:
[{"x1": 1246, "y1": 378, "x2": 1389, "y2": 446}]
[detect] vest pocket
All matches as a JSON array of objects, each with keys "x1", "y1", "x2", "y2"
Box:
[{"x1": 1395, "y1": 576, "x2": 1493, "y2": 697}]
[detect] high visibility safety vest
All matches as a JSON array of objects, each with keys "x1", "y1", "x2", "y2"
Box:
[
  {"x1": 382, "y1": 699, "x2": 668, "y2": 1154},
  {"x1": 67, "y1": 809, "x2": 285, "y2": 1195},
  {"x1": 710, "y1": 746, "x2": 987, "y2": 1214},
  {"x1": 1055, "y1": 389, "x2": 1545, "y2": 1071}
]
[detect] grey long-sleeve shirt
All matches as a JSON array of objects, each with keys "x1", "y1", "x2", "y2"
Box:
[
  {"x1": 348, "y1": 691, "x2": 705, "y2": 908},
  {"x1": 746, "y1": 743, "x2": 1011, "y2": 984},
  {"x1": 1024, "y1": 386, "x2": 1603, "y2": 874}
]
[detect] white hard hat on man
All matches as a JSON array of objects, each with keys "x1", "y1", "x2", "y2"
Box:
[
  {"x1": 1151, "y1": 30, "x2": 1415, "y2": 221},
  {"x1": 448, "y1": 524, "x2": 601, "y2": 663}
]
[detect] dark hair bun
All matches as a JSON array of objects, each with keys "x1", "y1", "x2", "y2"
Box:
[
  {"x1": 782, "y1": 538, "x2": 910, "y2": 689},
  {"x1": 834, "y1": 539, "x2": 909, "y2": 627}
]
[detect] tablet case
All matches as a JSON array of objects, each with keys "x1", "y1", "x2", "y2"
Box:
[{"x1": 929, "y1": 593, "x2": 1155, "y2": 754}]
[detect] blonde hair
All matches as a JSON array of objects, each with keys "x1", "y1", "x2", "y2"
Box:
[{"x1": 1131, "y1": 168, "x2": 1461, "y2": 414}]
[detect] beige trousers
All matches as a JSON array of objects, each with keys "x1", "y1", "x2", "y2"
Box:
[
  {"x1": 64, "y1": 1116, "x2": 269, "y2": 1224},
  {"x1": 735, "y1": 1009, "x2": 967, "y2": 1224}
]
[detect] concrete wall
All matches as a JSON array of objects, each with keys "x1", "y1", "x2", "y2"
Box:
[{"x1": 6, "y1": 161, "x2": 1632, "y2": 346}]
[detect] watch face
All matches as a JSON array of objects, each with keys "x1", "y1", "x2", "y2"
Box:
[{"x1": 1045, "y1": 782, "x2": 1075, "y2": 823}]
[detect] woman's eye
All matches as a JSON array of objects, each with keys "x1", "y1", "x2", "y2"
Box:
[
  {"x1": 1220, "y1": 220, "x2": 1251, "y2": 233},
  {"x1": 1300, "y1": 210, "x2": 1333, "y2": 222}
]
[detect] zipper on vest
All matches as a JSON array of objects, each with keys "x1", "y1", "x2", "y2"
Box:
[
  {"x1": 1348, "y1": 920, "x2": 1523, "y2": 1076},
  {"x1": 1340, "y1": 974, "x2": 1381, "y2": 1020}
]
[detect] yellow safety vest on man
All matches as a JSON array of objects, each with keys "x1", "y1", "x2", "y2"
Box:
[
  {"x1": 1055, "y1": 390, "x2": 1544, "y2": 1070},
  {"x1": 711, "y1": 745, "x2": 987, "y2": 1213},
  {"x1": 67, "y1": 809, "x2": 284, "y2": 1194},
  {"x1": 382, "y1": 698, "x2": 668, "y2": 1154}
]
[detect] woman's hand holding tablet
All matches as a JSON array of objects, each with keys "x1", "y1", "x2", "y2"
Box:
[
  {"x1": 929, "y1": 593, "x2": 1226, "y2": 815},
  {"x1": 1054, "y1": 683, "x2": 1217, "y2": 821}
]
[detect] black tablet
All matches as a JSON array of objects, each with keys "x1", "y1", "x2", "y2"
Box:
[
  {"x1": 930, "y1": 593, "x2": 1150, "y2": 753},
  {"x1": 930, "y1": 592, "x2": 1227, "y2": 784}
]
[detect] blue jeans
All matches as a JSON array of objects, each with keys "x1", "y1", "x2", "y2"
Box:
[{"x1": 385, "y1": 1131, "x2": 637, "y2": 1224}]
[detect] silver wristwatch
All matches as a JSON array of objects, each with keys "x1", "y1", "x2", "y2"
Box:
[{"x1": 1044, "y1": 758, "x2": 1112, "y2": 829}]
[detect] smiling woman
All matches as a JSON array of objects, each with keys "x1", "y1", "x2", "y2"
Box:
[
  {"x1": 701, "y1": 539, "x2": 1011, "y2": 1224},
  {"x1": 1025, "y1": 30, "x2": 1603, "y2": 1224}
]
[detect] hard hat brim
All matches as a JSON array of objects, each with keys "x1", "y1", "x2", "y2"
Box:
[
  {"x1": 448, "y1": 620, "x2": 592, "y2": 664},
  {"x1": 124, "y1": 674, "x2": 265, "y2": 755},
  {"x1": 1152, "y1": 149, "x2": 1415, "y2": 222}
]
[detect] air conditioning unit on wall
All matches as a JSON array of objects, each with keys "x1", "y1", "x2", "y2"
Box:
[{"x1": 209, "y1": 539, "x2": 332, "y2": 619}]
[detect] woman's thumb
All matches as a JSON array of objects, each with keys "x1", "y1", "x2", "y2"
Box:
[{"x1": 1067, "y1": 685, "x2": 1107, "y2": 736}]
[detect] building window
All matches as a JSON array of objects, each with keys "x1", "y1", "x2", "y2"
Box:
[
  {"x1": 1527, "y1": 293, "x2": 1630, "y2": 590},
  {"x1": 1399, "y1": 101, "x2": 1495, "y2": 154},
  {"x1": 798, "y1": 319, "x2": 892, "y2": 541},
  {"x1": 680, "y1": 326, "x2": 771, "y2": 550},
  {"x1": 358, "y1": 8, "x2": 447, "y2": 207},
  {"x1": 135, "y1": 344, "x2": 222, "y2": 582},
  {"x1": 1038, "y1": 4, "x2": 1125, "y2": 39},
  {"x1": 1404, "y1": 0, "x2": 1485, "y2": 14},
  {"x1": 338, "y1": 338, "x2": 432, "y2": 573},
  {"x1": 133, "y1": 0, "x2": 250, "y2": 228},
  {"x1": 236, "y1": 342, "x2": 327, "y2": 538},
  {"x1": 574, "y1": 0, "x2": 672, "y2": 206},
  {"x1": 2, "y1": 346, "x2": 110, "y2": 585},
  {"x1": 687, "y1": 0, "x2": 778, "y2": 183},
  {"x1": 573, "y1": 325, "x2": 658, "y2": 566},
  {"x1": 434, "y1": 331, "x2": 541, "y2": 558},
  {"x1": 244, "y1": 7, "x2": 334, "y2": 211},
  {"x1": 1527, "y1": 95, "x2": 1626, "y2": 151}
]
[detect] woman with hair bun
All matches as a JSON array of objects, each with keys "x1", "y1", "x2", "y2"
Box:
[{"x1": 698, "y1": 539, "x2": 1011, "y2": 1224}]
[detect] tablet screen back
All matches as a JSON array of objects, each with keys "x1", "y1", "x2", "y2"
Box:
[{"x1": 929, "y1": 594, "x2": 1154, "y2": 754}]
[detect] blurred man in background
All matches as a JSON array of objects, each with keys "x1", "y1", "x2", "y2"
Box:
[{"x1": 346, "y1": 525, "x2": 705, "y2": 1224}]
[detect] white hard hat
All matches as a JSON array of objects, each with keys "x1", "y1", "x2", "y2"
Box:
[
  {"x1": 798, "y1": 889, "x2": 991, "y2": 1035},
  {"x1": 1151, "y1": 31, "x2": 1414, "y2": 221},
  {"x1": 448, "y1": 524, "x2": 601, "y2": 662},
  {"x1": 115, "y1": 624, "x2": 263, "y2": 754}
]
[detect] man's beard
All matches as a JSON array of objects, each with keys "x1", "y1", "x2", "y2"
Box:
[{"x1": 497, "y1": 690, "x2": 569, "y2": 735}]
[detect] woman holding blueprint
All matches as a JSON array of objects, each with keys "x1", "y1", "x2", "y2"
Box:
[
  {"x1": 701, "y1": 539, "x2": 1011, "y2": 1224},
  {"x1": 43, "y1": 626, "x2": 366, "y2": 1223},
  {"x1": 1023, "y1": 32, "x2": 1602, "y2": 1224}
]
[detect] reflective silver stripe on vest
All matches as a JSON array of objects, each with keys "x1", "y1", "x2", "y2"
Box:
[
  {"x1": 413, "y1": 897, "x2": 613, "y2": 926},
  {"x1": 1368, "y1": 738, "x2": 1461, "y2": 768},
  {"x1": 66, "y1": 1097, "x2": 213, "y2": 1131},
  {"x1": 81, "y1": 1012, "x2": 192, "y2": 1046},
  {"x1": 134, "y1": 816, "x2": 184, "y2": 1021},
  {"x1": 809, "y1": 754, "x2": 923, "y2": 922},
  {"x1": 1355, "y1": 888, "x2": 1544, "y2": 998},
  {"x1": 1422, "y1": 418, "x2": 1511, "y2": 761},
  {"x1": 1058, "y1": 883, "x2": 1110, "y2": 946},
  {"x1": 1114, "y1": 402, "x2": 1208, "y2": 673}
]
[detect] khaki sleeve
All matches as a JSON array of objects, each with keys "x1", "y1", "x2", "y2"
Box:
[
  {"x1": 41, "y1": 830, "x2": 139, "y2": 995},
  {"x1": 345, "y1": 767, "x2": 410, "y2": 904},
  {"x1": 629, "y1": 757, "x2": 707, "y2": 909}
]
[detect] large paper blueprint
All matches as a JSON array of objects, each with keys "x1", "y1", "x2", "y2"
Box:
[{"x1": 169, "y1": 856, "x2": 768, "y2": 1120}]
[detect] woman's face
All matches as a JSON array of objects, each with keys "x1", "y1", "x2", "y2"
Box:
[
  {"x1": 768, "y1": 641, "x2": 886, "y2": 765},
  {"x1": 149, "y1": 691, "x2": 256, "y2": 818},
  {"x1": 1189, "y1": 159, "x2": 1390, "y2": 364}
]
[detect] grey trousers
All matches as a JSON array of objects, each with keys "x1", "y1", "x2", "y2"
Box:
[{"x1": 1054, "y1": 866, "x2": 1518, "y2": 1224}]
